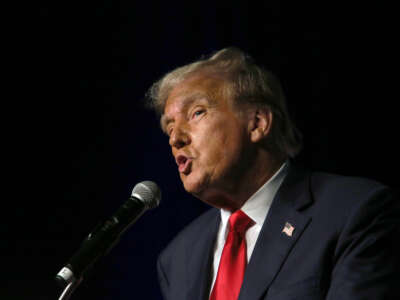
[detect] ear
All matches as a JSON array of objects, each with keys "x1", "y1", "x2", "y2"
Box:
[{"x1": 248, "y1": 108, "x2": 273, "y2": 143}]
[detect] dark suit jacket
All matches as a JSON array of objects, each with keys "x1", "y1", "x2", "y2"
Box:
[{"x1": 157, "y1": 165, "x2": 400, "y2": 300}]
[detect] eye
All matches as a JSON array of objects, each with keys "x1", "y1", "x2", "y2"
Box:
[{"x1": 192, "y1": 109, "x2": 205, "y2": 119}]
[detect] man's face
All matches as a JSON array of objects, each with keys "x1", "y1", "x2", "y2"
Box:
[{"x1": 162, "y1": 74, "x2": 254, "y2": 206}]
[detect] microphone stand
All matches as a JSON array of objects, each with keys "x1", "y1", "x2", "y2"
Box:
[{"x1": 58, "y1": 277, "x2": 82, "y2": 300}]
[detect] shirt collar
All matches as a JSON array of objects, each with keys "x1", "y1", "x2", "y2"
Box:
[{"x1": 220, "y1": 160, "x2": 290, "y2": 227}]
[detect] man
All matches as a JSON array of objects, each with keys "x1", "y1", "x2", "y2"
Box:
[{"x1": 146, "y1": 48, "x2": 399, "y2": 300}]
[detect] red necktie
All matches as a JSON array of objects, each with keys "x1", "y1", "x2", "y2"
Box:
[{"x1": 210, "y1": 210, "x2": 255, "y2": 300}]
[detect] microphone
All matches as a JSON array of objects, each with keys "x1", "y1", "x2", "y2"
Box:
[{"x1": 55, "y1": 181, "x2": 161, "y2": 288}]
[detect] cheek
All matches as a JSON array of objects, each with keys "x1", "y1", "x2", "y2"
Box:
[
  {"x1": 193, "y1": 115, "x2": 246, "y2": 168},
  {"x1": 201, "y1": 131, "x2": 241, "y2": 169}
]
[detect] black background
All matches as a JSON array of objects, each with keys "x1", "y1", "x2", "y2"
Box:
[{"x1": 3, "y1": 1, "x2": 399, "y2": 299}]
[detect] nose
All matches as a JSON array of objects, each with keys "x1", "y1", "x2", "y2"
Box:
[{"x1": 169, "y1": 125, "x2": 190, "y2": 149}]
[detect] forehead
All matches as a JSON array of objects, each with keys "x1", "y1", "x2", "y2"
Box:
[
  {"x1": 160, "y1": 75, "x2": 228, "y2": 128},
  {"x1": 168, "y1": 74, "x2": 225, "y2": 106}
]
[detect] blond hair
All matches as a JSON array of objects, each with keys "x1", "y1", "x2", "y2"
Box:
[{"x1": 146, "y1": 47, "x2": 302, "y2": 157}]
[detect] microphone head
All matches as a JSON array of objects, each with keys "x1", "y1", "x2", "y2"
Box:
[{"x1": 131, "y1": 181, "x2": 161, "y2": 209}]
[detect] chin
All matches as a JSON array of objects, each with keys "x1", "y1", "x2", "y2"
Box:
[
  {"x1": 181, "y1": 173, "x2": 209, "y2": 197},
  {"x1": 182, "y1": 180, "x2": 203, "y2": 195}
]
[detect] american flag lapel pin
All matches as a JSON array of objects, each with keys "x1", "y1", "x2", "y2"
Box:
[{"x1": 282, "y1": 222, "x2": 295, "y2": 237}]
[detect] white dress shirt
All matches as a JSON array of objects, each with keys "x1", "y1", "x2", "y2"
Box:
[{"x1": 209, "y1": 161, "x2": 289, "y2": 293}]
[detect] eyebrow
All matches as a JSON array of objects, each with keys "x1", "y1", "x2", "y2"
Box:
[{"x1": 160, "y1": 92, "x2": 216, "y2": 132}]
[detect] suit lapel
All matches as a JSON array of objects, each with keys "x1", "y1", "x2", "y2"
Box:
[
  {"x1": 186, "y1": 209, "x2": 220, "y2": 300},
  {"x1": 239, "y1": 165, "x2": 313, "y2": 300}
]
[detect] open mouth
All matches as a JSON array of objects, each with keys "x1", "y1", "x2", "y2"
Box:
[{"x1": 176, "y1": 154, "x2": 192, "y2": 174}]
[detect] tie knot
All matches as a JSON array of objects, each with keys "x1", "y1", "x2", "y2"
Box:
[{"x1": 228, "y1": 210, "x2": 254, "y2": 235}]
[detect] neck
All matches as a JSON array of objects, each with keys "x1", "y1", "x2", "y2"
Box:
[{"x1": 199, "y1": 152, "x2": 286, "y2": 212}]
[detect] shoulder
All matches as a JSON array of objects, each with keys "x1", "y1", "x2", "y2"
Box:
[
  {"x1": 285, "y1": 163, "x2": 398, "y2": 228},
  {"x1": 310, "y1": 171, "x2": 387, "y2": 194},
  {"x1": 158, "y1": 208, "x2": 219, "y2": 261},
  {"x1": 306, "y1": 170, "x2": 399, "y2": 229},
  {"x1": 285, "y1": 162, "x2": 396, "y2": 211},
  {"x1": 309, "y1": 171, "x2": 396, "y2": 206}
]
